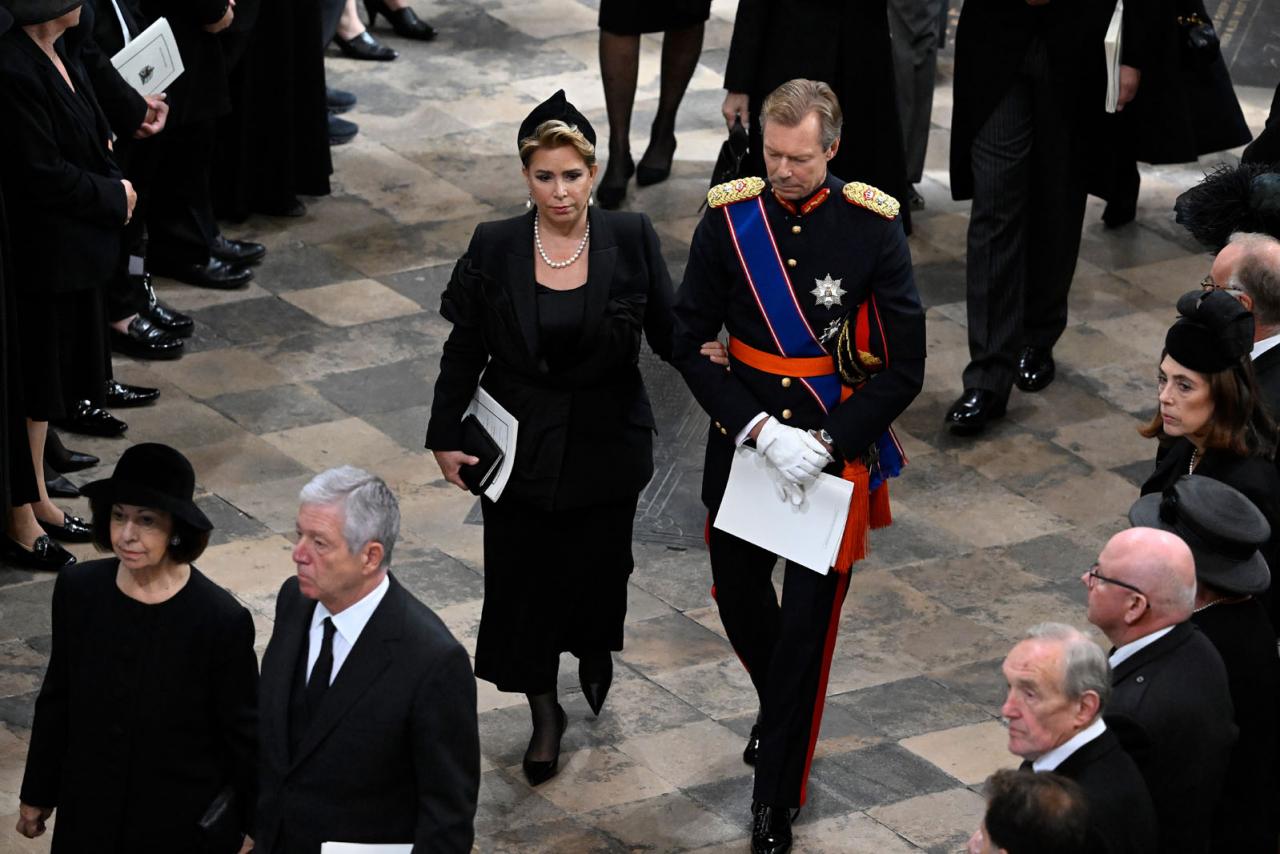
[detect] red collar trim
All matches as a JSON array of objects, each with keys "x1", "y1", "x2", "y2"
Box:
[{"x1": 772, "y1": 186, "x2": 831, "y2": 216}]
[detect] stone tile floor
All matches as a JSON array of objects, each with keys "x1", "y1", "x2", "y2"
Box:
[{"x1": 2, "y1": 0, "x2": 1277, "y2": 850}]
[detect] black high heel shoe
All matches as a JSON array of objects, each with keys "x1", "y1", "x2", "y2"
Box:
[
  {"x1": 596, "y1": 156, "x2": 634, "y2": 210},
  {"x1": 364, "y1": 0, "x2": 436, "y2": 40},
  {"x1": 333, "y1": 30, "x2": 398, "y2": 61},
  {"x1": 579, "y1": 651, "x2": 613, "y2": 717},
  {"x1": 522, "y1": 704, "x2": 567, "y2": 786},
  {"x1": 45, "y1": 429, "x2": 98, "y2": 474},
  {"x1": 636, "y1": 135, "x2": 676, "y2": 187}
]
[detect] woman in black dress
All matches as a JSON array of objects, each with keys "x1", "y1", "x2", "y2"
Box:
[
  {"x1": 0, "y1": 0, "x2": 129, "y2": 569},
  {"x1": 596, "y1": 0, "x2": 710, "y2": 207},
  {"x1": 16, "y1": 443, "x2": 258, "y2": 852},
  {"x1": 427, "y1": 91, "x2": 675, "y2": 785},
  {"x1": 1139, "y1": 289, "x2": 1280, "y2": 635}
]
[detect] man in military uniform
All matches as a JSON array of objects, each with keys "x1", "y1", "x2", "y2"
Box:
[{"x1": 672, "y1": 79, "x2": 926, "y2": 854}]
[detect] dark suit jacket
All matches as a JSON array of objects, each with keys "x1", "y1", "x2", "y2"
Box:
[
  {"x1": 0, "y1": 27, "x2": 125, "y2": 295},
  {"x1": 74, "y1": 1, "x2": 147, "y2": 138},
  {"x1": 425, "y1": 208, "x2": 674, "y2": 511},
  {"x1": 257, "y1": 574, "x2": 479, "y2": 854},
  {"x1": 140, "y1": 0, "x2": 231, "y2": 124},
  {"x1": 1054, "y1": 728, "x2": 1158, "y2": 854},
  {"x1": 1252, "y1": 345, "x2": 1280, "y2": 421},
  {"x1": 1105, "y1": 622, "x2": 1237, "y2": 854}
]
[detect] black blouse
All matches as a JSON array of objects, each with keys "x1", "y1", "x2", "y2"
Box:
[{"x1": 535, "y1": 282, "x2": 586, "y2": 371}]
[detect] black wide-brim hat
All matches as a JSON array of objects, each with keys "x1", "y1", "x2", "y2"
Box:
[
  {"x1": 1165, "y1": 289, "x2": 1254, "y2": 373},
  {"x1": 82, "y1": 443, "x2": 213, "y2": 531},
  {"x1": 1, "y1": 0, "x2": 83, "y2": 26},
  {"x1": 1129, "y1": 475, "x2": 1270, "y2": 596},
  {"x1": 516, "y1": 89, "x2": 596, "y2": 151}
]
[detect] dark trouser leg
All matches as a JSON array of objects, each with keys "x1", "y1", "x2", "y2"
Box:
[
  {"x1": 888, "y1": 0, "x2": 943, "y2": 185},
  {"x1": 147, "y1": 121, "x2": 217, "y2": 268},
  {"x1": 321, "y1": 0, "x2": 345, "y2": 46},
  {"x1": 751, "y1": 561, "x2": 848, "y2": 807},
  {"x1": 708, "y1": 526, "x2": 782, "y2": 699},
  {"x1": 960, "y1": 45, "x2": 1037, "y2": 394}
]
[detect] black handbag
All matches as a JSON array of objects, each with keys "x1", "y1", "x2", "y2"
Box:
[
  {"x1": 1176, "y1": 10, "x2": 1220, "y2": 69},
  {"x1": 701, "y1": 118, "x2": 750, "y2": 211},
  {"x1": 197, "y1": 785, "x2": 243, "y2": 854},
  {"x1": 458, "y1": 413, "x2": 504, "y2": 496}
]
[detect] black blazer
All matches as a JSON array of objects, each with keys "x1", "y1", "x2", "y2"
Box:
[
  {"x1": 256, "y1": 574, "x2": 479, "y2": 854},
  {"x1": 425, "y1": 208, "x2": 675, "y2": 510},
  {"x1": 20, "y1": 559, "x2": 258, "y2": 853},
  {"x1": 1252, "y1": 346, "x2": 1280, "y2": 421},
  {"x1": 0, "y1": 27, "x2": 125, "y2": 295},
  {"x1": 1054, "y1": 728, "x2": 1158, "y2": 854},
  {"x1": 75, "y1": 1, "x2": 147, "y2": 138},
  {"x1": 1105, "y1": 622, "x2": 1237, "y2": 854}
]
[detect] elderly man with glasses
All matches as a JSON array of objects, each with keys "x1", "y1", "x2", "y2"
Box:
[{"x1": 1084, "y1": 527, "x2": 1237, "y2": 854}]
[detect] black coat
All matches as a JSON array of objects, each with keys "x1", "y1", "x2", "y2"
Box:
[
  {"x1": 20, "y1": 559, "x2": 259, "y2": 853},
  {"x1": 256, "y1": 575, "x2": 479, "y2": 854},
  {"x1": 75, "y1": 1, "x2": 147, "y2": 138},
  {"x1": 1106, "y1": 622, "x2": 1237, "y2": 854},
  {"x1": 1242, "y1": 82, "x2": 1280, "y2": 166},
  {"x1": 1253, "y1": 345, "x2": 1280, "y2": 421},
  {"x1": 0, "y1": 27, "x2": 125, "y2": 296},
  {"x1": 723, "y1": 0, "x2": 909, "y2": 228},
  {"x1": 672, "y1": 175, "x2": 925, "y2": 510},
  {"x1": 1191, "y1": 600, "x2": 1280, "y2": 853},
  {"x1": 949, "y1": 0, "x2": 1112, "y2": 201},
  {"x1": 425, "y1": 208, "x2": 675, "y2": 511},
  {"x1": 140, "y1": 0, "x2": 230, "y2": 125},
  {"x1": 1054, "y1": 728, "x2": 1158, "y2": 854}
]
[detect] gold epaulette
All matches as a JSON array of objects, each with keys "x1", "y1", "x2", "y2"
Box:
[
  {"x1": 843, "y1": 182, "x2": 900, "y2": 221},
  {"x1": 707, "y1": 177, "x2": 766, "y2": 209}
]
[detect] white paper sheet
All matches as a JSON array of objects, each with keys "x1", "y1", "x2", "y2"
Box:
[
  {"x1": 713, "y1": 446, "x2": 853, "y2": 575},
  {"x1": 320, "y1": 845, "x2": 411, "y2": 854},
  {"x1": 1104, "y1": 0, "x2": 1124, "y2": 113},
  {"x1": 462, "y1": 387, "x2": 518, "y2": 502},
  {"x1": 110, "y1": 17, "x2": 183, "y2": 96}
]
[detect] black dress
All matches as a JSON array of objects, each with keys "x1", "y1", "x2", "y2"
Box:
[
  {"x1": 599, "y1": 0, "x2": 711, "y2": 35},
  {"x1": 20, "y1": 559, "x2": 258, "y2": 853}
]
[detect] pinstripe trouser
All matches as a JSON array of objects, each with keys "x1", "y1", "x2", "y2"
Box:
[{"x1": 961, "y1": 35, "x2": 1088, "y2": 394}]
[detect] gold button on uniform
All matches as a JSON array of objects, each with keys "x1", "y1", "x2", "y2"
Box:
[
  {"x1": 781, "y1": 409, "x2": 793, "y2": 420},
  {"x1": 781, "y1": 377, "x2": 792, "y2": 388},
  {"x1": 720, "y1": 427, "x2": 728, "y2": 435},
  {"x1": 791, "y1": 225, "x2": 802, "y2": 234},
  {"x1": 787, "y1": 258, "x2": 797, "y2": 268}
]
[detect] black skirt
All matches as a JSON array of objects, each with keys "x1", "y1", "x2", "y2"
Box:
[
  {"x1": 15, "y1": 287, "x2": 106, "y2": 421},
  {"x1": 599, "y1": 0, "x2": 711, "y2": 35},
  {"x1": 474, "y1": 494, "x2": 638, "y2": 693}
]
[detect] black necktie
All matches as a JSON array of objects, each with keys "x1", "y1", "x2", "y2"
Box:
[
  {"x1": 305, "y1": 617, "x2": 336, "y2": 715},
  {"x1": 1019, "y1": 759, "x2": 1034, "y2": 772}
]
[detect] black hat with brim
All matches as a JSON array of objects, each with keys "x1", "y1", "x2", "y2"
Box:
[
  {"x1": 1, "y1": 0, "x2": 83, "y2": 26},
  {"x1": 1128, "y1": 475, "x2": 1271, "y2": 596},
  {"x1": 1165, "y1": 289, "x2": 1254, "y2": 373},
  {"x1": 516, "y1": 89, "x2": 596, "y2": 151},
  {"x1": 81, "y1": 443, "x2": 213, "y2": 531}
]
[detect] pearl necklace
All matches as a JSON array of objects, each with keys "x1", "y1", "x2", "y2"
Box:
[
  {"x1": 1188, "y1": 448, "x2": 1199, "y2": 475},
  {"x1": 534, "y1": 210, "x2": 589, "y2": 269}
]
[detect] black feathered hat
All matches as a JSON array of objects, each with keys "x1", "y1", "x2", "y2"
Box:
[
  {"x1": 516, "y1": 90, "x2": 596, "y2": 151},
  {"x1": 0, "y1": 0, "x2": 82, "y2": 26},
  {"x1": 1174, "y1": 163, "x2": 1280, "y2": 252},
  {"x1": 82, "y1": 443, "x2": 213, "y2": 531},
  {"x1": 1165, "y1": 289, "x2": 1254, "y2": 373}
]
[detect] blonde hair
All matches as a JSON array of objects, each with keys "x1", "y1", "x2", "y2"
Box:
[
  {"x1": 760, "y1": 79, "x2": 843, "y2": 150},
  {"x1": 519, "y1": 120, "x2": 596, "y2": 168}
]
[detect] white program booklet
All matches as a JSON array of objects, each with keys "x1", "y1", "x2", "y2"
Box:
[
  {"x1": 462, "y1": 387, "x2": 518, "y2": 502},
  {"x1": 713, "y1": 446, "x2": 853, "y2": 575},
  {"x1": 110, "y1": 17, "x2": 183, "y2": 96},
  {"x1": 1104, "y1": 0, "x2": 1124, "y2": 113},
  {"x1": 320, "y1": 845, "x2": 411, "y2": 854}
]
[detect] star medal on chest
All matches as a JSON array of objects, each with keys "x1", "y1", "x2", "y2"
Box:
[{"x1": 811, "y1": 273, "x2": 846, "y2": 308}]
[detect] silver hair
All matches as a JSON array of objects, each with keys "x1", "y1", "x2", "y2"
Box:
[
  {"x1": 1025, "y1": 623, "x2": 1112, "y2": 714},
  {"x1": 1226, "y1": 231, "x2": 1280, "y2": 328},
  {"x1": 299, "y1": 466, "x2": 400, "y2": 569}
]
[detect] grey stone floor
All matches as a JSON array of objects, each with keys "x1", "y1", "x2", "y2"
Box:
[{"x1": 2, "y1": 0, "x2": 1277, "y2": 851}]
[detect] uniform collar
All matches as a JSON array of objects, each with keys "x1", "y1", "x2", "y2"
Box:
[{"x1": 772, "y1": 181, "x2": 832, "y2": 217}]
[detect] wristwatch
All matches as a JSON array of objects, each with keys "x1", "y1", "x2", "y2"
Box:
[{"x1": 816, "y1": 428, "x2": 835, "y2": 448}]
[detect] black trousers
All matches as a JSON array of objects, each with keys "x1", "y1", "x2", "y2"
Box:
[
  {"x1": 146, "y1": 120, "x2": 218, "y2": 268},
  {"x1": 962, "y1": 35, "x2": 1087, "y2": 394},
  {"x1": 708, "y1": 525, "x2": 850, "y2": 807},
  {"x1": 105, "y1": 136, "x2": 154, "y2": 323}
]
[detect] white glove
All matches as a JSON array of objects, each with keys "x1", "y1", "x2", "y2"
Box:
[
  {"x1": 756, "y1": 418, "x2": 832, "y2": 487},
  {"x1": 765, "y1": 461, "x2": 807, "y2": 506}
]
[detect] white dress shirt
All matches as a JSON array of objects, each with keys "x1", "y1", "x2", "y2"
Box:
[
  {"x1": 1108, "y1": 625, "x2": 1175, "y2": 669},
  {"x1": 1032, "y1": 717, "x2": 1107, "y2": 772},
  {"x1": 305, "y1": 575, "x2": 390, "y2": 686},
  {"x1": 1250, "y1": 331, "x2": 1280, "y2": 362}
]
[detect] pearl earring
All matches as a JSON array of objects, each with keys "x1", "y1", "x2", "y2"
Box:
[
  {"x1": 525, "y1": 195, "x2": 532, "y2": 210},
  {"x1": 170, "y1": 536, "x2": 181, "y2": 546}
]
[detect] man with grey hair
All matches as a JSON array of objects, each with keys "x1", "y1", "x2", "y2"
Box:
[
  {"x1": 256, "y1": 466, "x2": 479, "y2": 854},
  {"x1": 1207, "y1": 231, "x2": 1280, "y2": 414},
  {"x1": 1084, "y1": 528, "x2": 1236, "y2": 854},
  {"x1": 978, "y1": 623, "x2": 1156, "y2": 854}
]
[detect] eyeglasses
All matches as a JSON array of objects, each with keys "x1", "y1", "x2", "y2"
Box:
[
  {"x1": 1200, "y1": 275, "x2": 1244, "y2": 296},
  {"x1": 1085, "y1": 563, "x2": 1146, "y2": 596}
]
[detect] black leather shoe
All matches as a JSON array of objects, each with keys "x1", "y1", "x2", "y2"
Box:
[
  {"x1": 111, "y1": 315, "x2": 185, "y2": 360},
  {"x1": 2, "y1": 535, "x2": 75, "y2": 570},
  {"x1": 636, "y1": 136, "x2": 675, "y2": 187},
  {"x1": 333, "y1": 30, "x2": 398, "y2": 61},
  {"x1": 212, "y1": 235, "x2": 267, "y2": 265},
  {"x1": 597, "y1": 155, "x2": 635, "y2": 210},
  {"x1": 45, "y1": 430, "x2": 98, "y2": 473},
  {"x1": 105, "y1": 379, "x2": 160, "y2": 408},
  {"x1": 151, "y1": 256, "x2": 253, "y2": 290},
  {"x1": 53, "y1": 401, "x2": 127, "y2": 438},
  {"x1": 327, "y1": 86, "x2": 357, "y2": 113},
  {"x1": 329, "y1": 113, "x2": 359, "y2": 146},
  {"x1": 579, "y1": 652, "x2": 613, "y2": 717},
  {"x1": 945, "y1": 389, "x2": 1007, "y2": 436},
  {"x1": 743, "y1": 722, "x2": 761, "y2": 766},
  {"x1": 138, "y1": 273, "x2": 194, "y2": 337},
  {"x1": 750, "y1": 801, "x2": 793, "y2": 854},
  {"x1": 365, "y1": 0, "x2": 436, "y2": 39},
  {"x1": 522, "y1": 704, "x2": 567, "y2": 786},
  {"x1": 1015, "y1": 347, "x2": 1056, "y2": 392},
  {"x1": 38, "y1": 512, "x2": 93, "y2": 543},
  {"x1": 47, "y1": 474, "x2": 81, "y2": 499}
]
